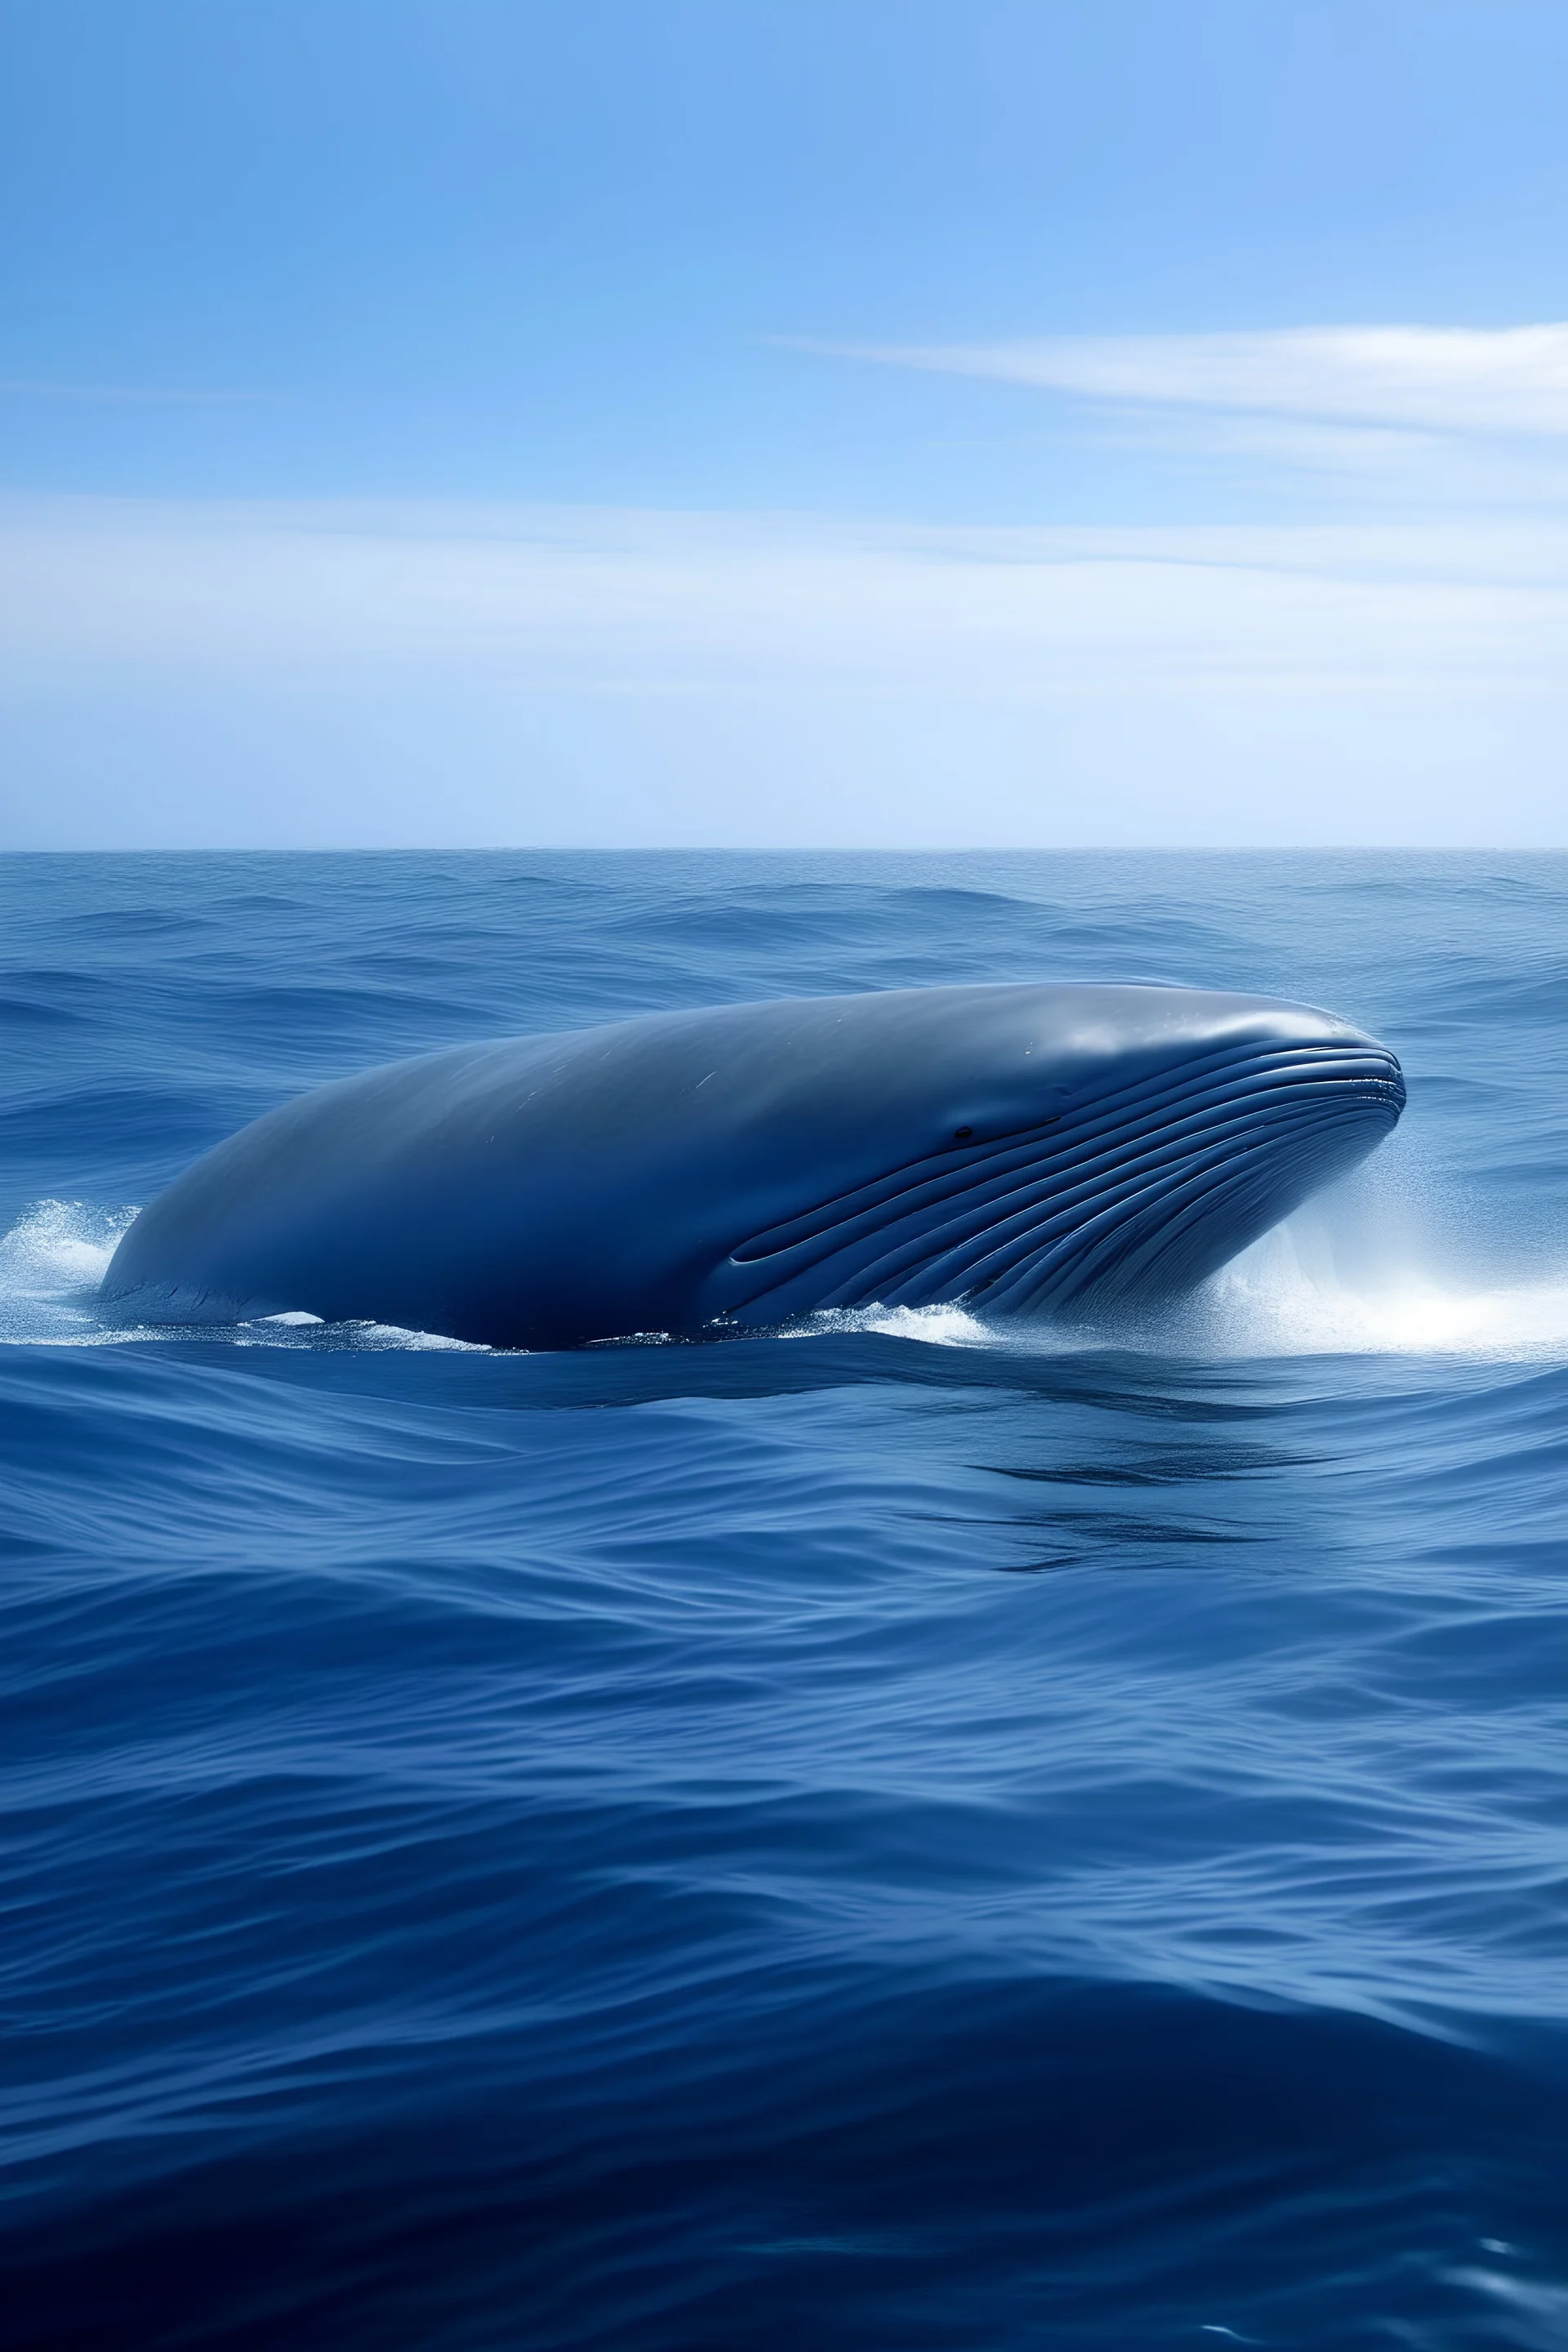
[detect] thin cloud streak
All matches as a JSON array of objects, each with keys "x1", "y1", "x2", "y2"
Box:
[
  {"x1": 830, "y1": 326, "x2": 1568, "y2": 439},
  {"x1": 4, "y1": 497, "x2": 1566, "y2": 689}
]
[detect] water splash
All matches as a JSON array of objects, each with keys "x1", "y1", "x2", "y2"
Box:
[
  {"x1": 1196, "y1": 1214, "x2": 1568, "y2": 1362},
  {"x1": 0, "y1": 1200, "x2": 137, "y2": 1343}
]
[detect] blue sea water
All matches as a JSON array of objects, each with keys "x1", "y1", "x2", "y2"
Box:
[{"x1": 2, "y1": 849, "x2": 1566, "y2": 2351}]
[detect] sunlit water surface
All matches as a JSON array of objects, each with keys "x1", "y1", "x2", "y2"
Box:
[{"x1": 2, "y1": 852, "x2": 1566, "y2": 2350}]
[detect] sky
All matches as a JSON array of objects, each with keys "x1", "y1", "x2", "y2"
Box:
[{"x1": 3, "y1": 0, "x2": 1568, "y2": 847}]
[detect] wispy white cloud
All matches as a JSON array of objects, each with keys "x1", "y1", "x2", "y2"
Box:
[
  {"x1": 2, "y1": 497, "x2": 1566, "y2": 846},
  {"x1": 829, "y1": 325, "x2": 1568, "y2": 439}
]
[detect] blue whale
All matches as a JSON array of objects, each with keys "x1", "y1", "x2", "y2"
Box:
[{"x1": 100, "y1": 982, "x2": 1405, "y2": 1348}]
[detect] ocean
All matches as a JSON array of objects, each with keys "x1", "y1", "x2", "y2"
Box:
[{"x1": 2, "y1": 849, "x2": 1565, "y2": 2350}]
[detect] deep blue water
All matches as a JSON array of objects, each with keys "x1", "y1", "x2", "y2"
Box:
[{"x1": 2, "y1": 850, "x2": 1566, "y2": 2351}]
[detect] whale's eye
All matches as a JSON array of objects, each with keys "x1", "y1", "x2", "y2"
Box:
[{"x1": 953, "y1": 1125, "x2": 973, "y2": 1140}]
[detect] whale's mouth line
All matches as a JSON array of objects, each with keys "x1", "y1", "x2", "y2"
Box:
[{"x1": 721, "y1": 1036, "x2": 1403, "y2": 1321}]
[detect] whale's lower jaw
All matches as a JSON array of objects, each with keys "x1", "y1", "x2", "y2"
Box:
[{"x1": 710, "y1": 1036, "x2": 1405, "y2": 1329}]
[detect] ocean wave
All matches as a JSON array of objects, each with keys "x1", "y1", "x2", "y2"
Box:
[{"x1": 4, "y1": 849, "x2": 1568, "y2": 2350}]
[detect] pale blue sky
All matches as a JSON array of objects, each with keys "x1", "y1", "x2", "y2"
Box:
[{"x1": 4, "y1": 0, "x2": 1568, "y2": 844}]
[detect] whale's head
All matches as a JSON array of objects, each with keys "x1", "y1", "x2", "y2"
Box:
[{"x1": 692, "y1": 982, "x2": 1404, "y2": 1329}]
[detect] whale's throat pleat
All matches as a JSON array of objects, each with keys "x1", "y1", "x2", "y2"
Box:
[{"x1": 715, "y1": 1038, "x2": 1404, "y2": 1325}]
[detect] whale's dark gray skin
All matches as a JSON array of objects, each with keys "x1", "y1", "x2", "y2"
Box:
[{"x1": 100, "y1": 983, "x2": 1405, "y2": 1348}]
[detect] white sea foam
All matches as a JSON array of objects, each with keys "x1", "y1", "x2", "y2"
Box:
[
  {"x1": 782, "y1": 1301, "x2": 996, "y2": 1348},
  {"x1": 233, "y1": 1316, "x2": 484, "y2": 1352}
]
